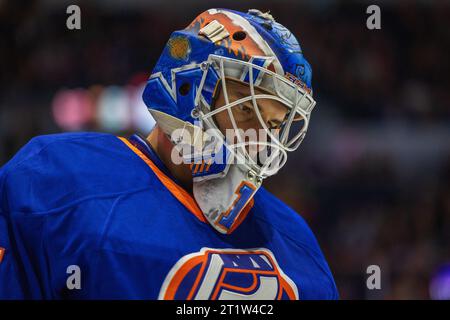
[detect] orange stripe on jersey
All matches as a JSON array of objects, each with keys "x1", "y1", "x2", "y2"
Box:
[
  {"x1": 193, "y1": 163, "x2": 200, "y2": 174},
  {"x1": 118, "y1": 136, "x2": 206, "y2": 223},
  {"x1": 0, "y1": 247, "x2": 5, "y2": 264}
]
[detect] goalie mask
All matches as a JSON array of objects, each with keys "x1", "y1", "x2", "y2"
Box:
[{"x1": 143, "y1": 9, "x2": 316, "y2": 234}]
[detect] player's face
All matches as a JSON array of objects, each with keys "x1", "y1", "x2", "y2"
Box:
[{"x1": 212, "y1": 78, "x2": 290, "y2": 135}]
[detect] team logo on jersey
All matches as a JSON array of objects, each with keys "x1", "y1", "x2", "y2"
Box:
[{"x1": 158, "y1": 248, "x2": 299, "y2": 300}]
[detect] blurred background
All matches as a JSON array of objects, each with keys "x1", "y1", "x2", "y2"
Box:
[{"x1": 0, "y1": 0, "x2": 449, "y2": 299}]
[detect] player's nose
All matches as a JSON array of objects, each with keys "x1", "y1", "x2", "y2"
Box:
[{"x1": 258, "y1": 100, "x2": 288, "y2": 128}]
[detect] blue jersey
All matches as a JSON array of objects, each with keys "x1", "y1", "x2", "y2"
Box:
[{"x1": 0, "y1": 132, "x2": 338, "y2": 300}]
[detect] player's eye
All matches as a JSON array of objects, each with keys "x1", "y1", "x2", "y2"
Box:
[{"x1": 238, "y1": 103, "x2": 254, "y2": 114}]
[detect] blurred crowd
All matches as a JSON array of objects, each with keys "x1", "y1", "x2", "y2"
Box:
[{"x1": 0, "y1": 0, "x2": 449, "y2": 299}]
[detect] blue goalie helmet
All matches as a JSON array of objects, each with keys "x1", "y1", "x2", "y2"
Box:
[
  {"x1": 143, "y1": 8, "x2": 316, "y2": 180},
  {"x1": 142, "y1": 8, "x2": 317, "y2": 234}
]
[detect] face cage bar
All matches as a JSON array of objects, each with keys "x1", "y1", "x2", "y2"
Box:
[{"x1": 193, "y1": 54, "x2": 316, "y2": 178}]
